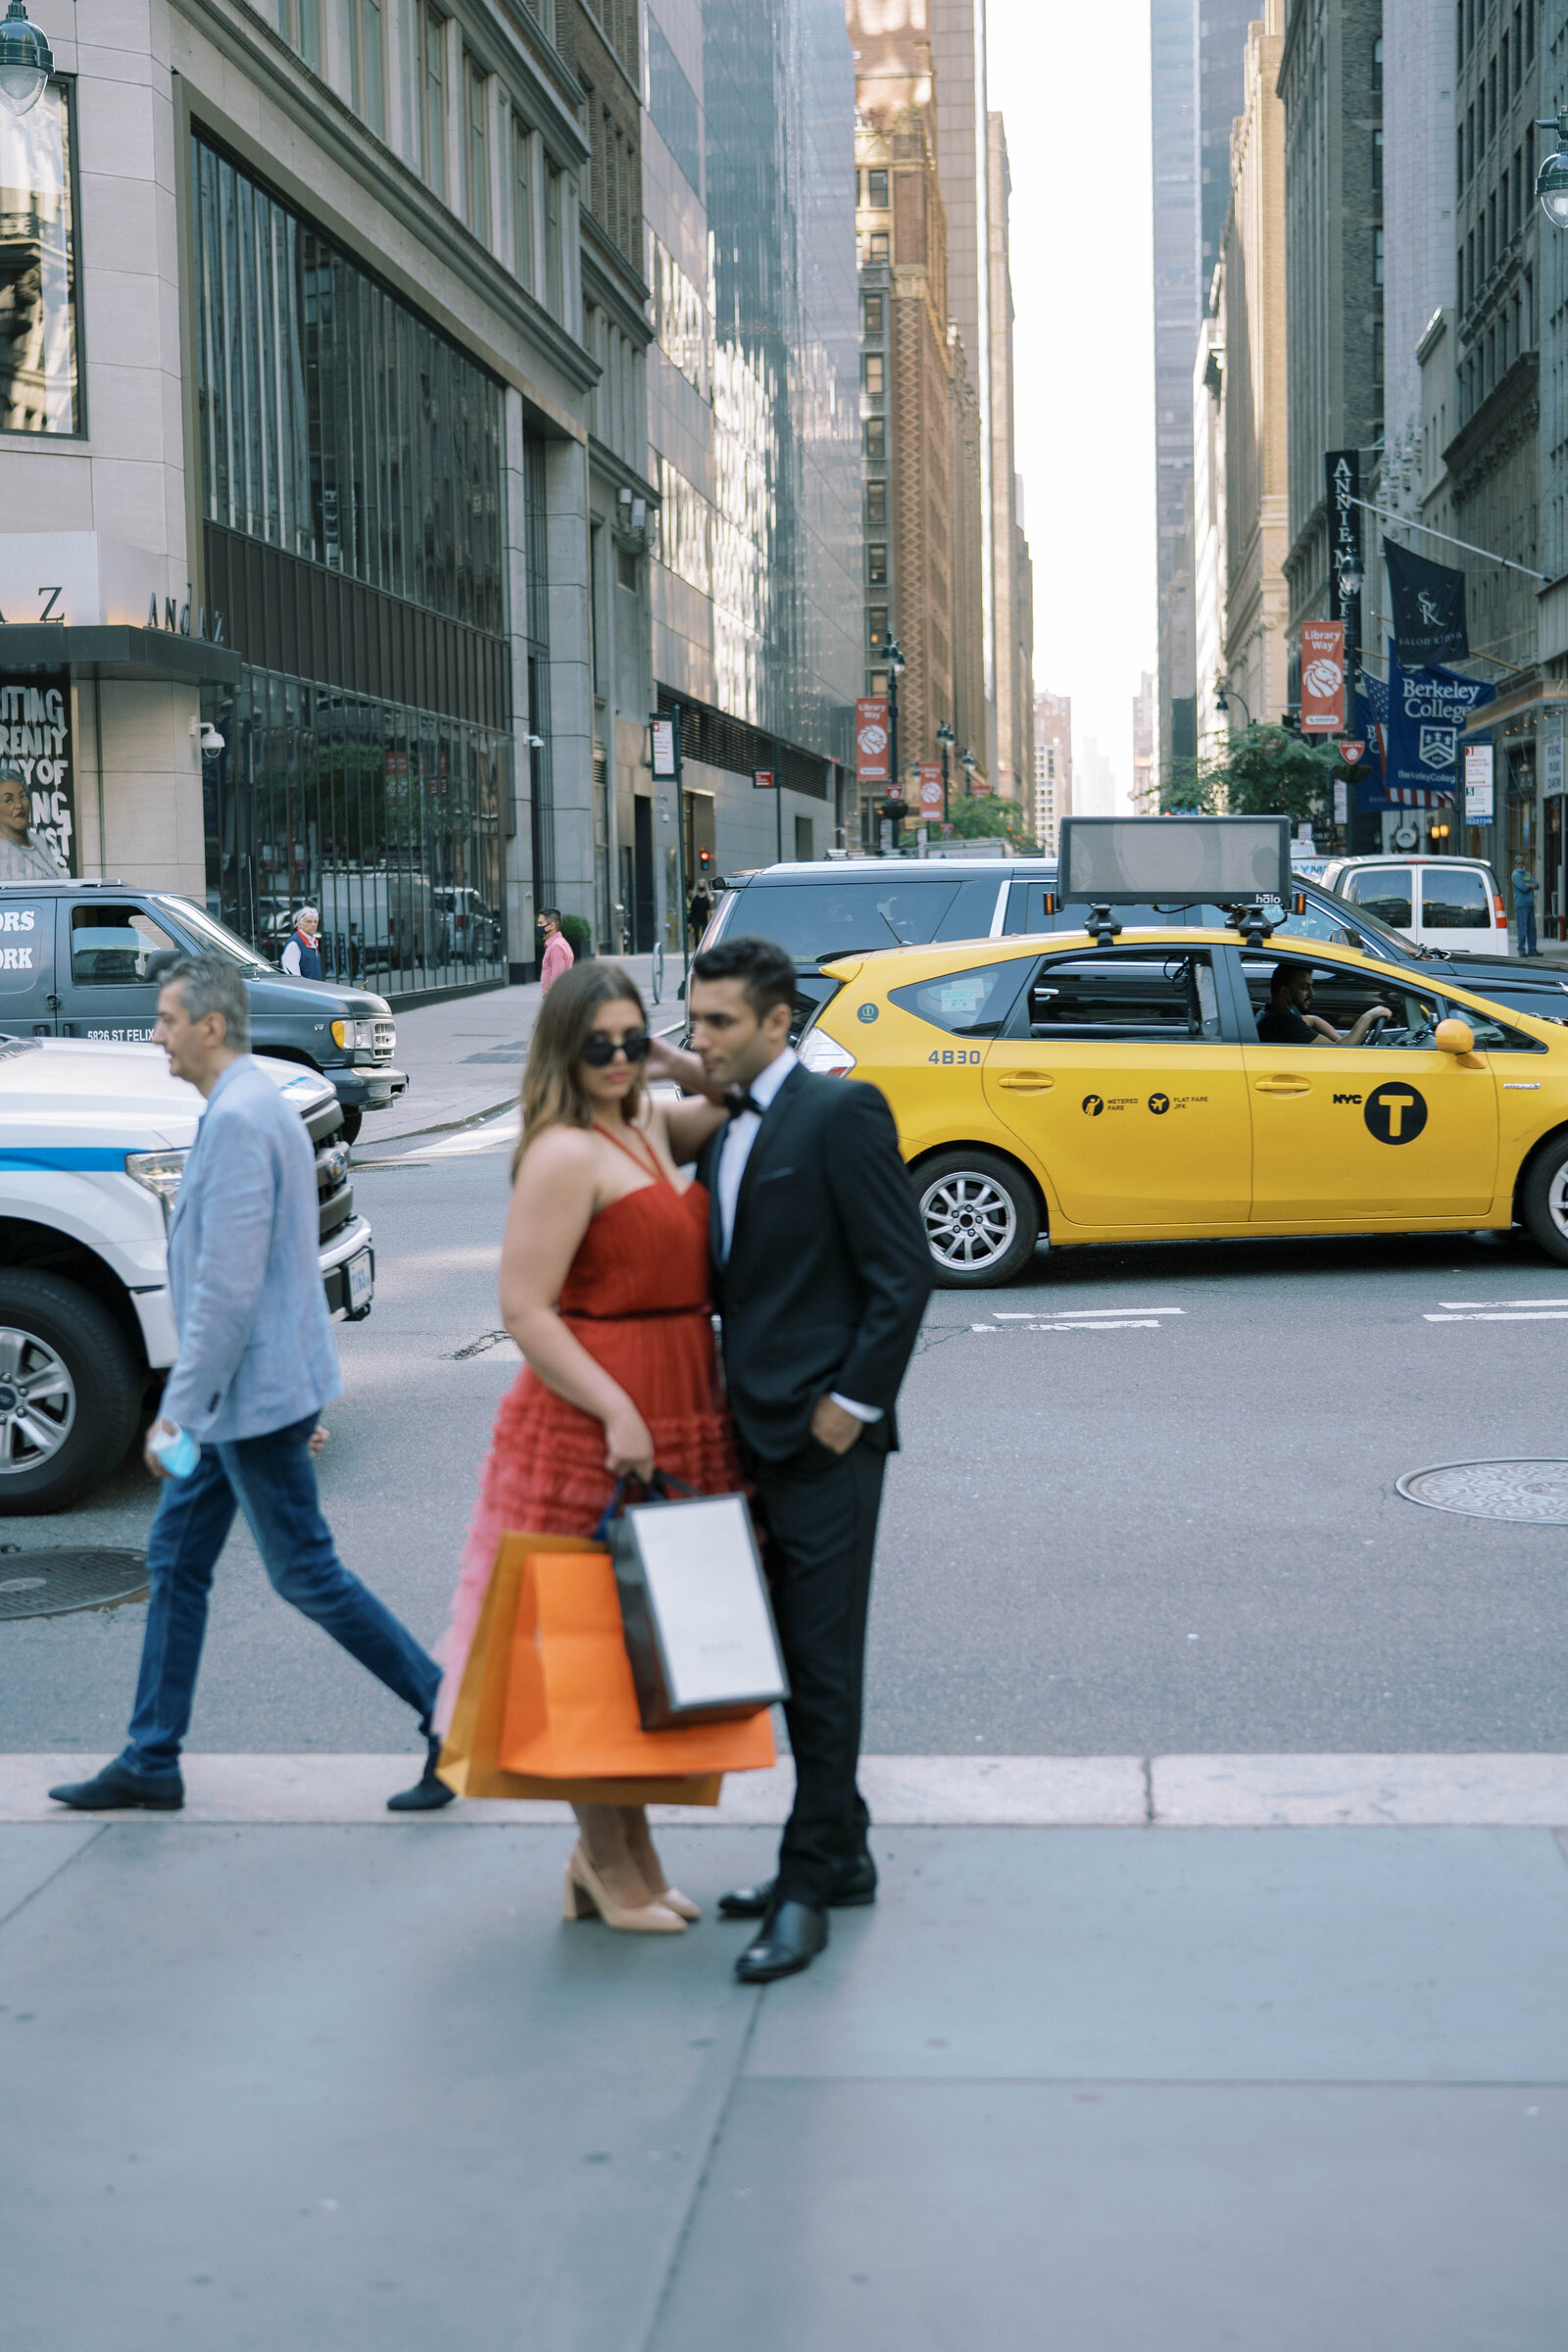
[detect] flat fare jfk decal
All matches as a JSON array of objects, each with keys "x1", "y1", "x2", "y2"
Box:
[{"x1": 1082, "y1": 1093, "x2": 1209, "y2": 1115}]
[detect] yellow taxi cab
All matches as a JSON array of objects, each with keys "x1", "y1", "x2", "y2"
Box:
[{"x1": 797, "y1": 923, "x2": 1568, "y2": 1285}]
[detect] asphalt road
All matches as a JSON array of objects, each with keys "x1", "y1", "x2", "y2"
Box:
[{"x1": 5, "y1": 1118, "x2": 1568, "y2": 1756}]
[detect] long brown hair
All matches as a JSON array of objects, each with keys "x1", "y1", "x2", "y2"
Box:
[{"x1": 514, "y1": 961, "x2": 649, "y2": 1178}]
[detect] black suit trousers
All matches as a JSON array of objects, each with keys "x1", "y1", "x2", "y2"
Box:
[{"x1": 749, "y1": 1434, "x2": 887, "y2": 1906}]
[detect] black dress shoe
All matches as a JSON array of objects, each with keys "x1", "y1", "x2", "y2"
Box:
[
  {"x1": 719, "y1": 1855, "x2": 877, "y2": 1919},
  {"x1": 48, "y1": 1761, "x2": 184, "y2": 1812},
  {"x1": 735, "y1": 1899, "x2": 828, "y2": 1983},
  {"x1": 386, "y1": 1738, "x2": 458, "y2": 1812}
]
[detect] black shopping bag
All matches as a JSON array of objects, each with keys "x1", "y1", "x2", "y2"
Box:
[{"x1": 598, "y1": 1475, "x2": 791, "y2": 1731}]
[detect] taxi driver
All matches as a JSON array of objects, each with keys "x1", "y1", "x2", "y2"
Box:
[{"x1": 1256, "y1": 961, "x2": 1393, "y2": 1048}]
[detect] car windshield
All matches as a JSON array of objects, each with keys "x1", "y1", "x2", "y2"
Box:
[
  {"x1": 155, "y1": 897, "x2": 271, "y2": 975},
  {"x1": 727, "y1": 877, "x2": 1003, "y2": 961}
]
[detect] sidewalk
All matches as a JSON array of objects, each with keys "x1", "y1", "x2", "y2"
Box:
[
  {"x1": 370, "y1": 953, "x2": 680, "y2": 1144},
  {"x1": 5, "y1": 1754, "x2": 1565, "y2": 2351}
]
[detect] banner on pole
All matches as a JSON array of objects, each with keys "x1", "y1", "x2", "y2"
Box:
[
  {"x1": 1384, "y1": 539, "x2": 1469, "y2": 666},
  {"x1": 1464, "y1": 742, "x2": 1494, "y2": 823},
  {"x1": 1299, "y1": 619, "x2": 1347, "y2": 732},
  {"x1": 1325, "y1": 450, "x2": 1360, "y2": 621},
  {"x1": 651, "y1": 717, "x2": 677, "y2": 778},
  {"x1": 856, "y1": 698, "x2": 890, "y2": 784},
  {"x1": 916, "y1": 762, "x2": 944, "y2": 818}
]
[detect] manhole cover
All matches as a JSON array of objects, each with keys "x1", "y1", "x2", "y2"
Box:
[
  {"x1": 1396, "y1": 1460, "x2": 1568, "y2": 1525},
  {"x1": 0, "y1": 1549, "x2": 149, "y2": 1621}
]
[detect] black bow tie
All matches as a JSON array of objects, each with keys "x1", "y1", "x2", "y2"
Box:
[{"x1": 725, "y1": 1090, "x2": 763, "y2": 1119}]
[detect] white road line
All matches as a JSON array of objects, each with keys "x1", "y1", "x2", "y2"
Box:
[
  {"x1": 993, "y1": 1306, "x2": 1186, "y2": 1319},
  {"x1": 973, "y1": 1317, "x2": 1170, "y2": 1334},
  {"x1": 1438, "y1": 1298, "x2": 1568, "y2": 1310},
  {"x1": 1426, "y1": 1311, "x2": 1568, "y2": 1323},
  {"x1": 6, "y1": 1753, "x2": 1566, "y2": 1827}
]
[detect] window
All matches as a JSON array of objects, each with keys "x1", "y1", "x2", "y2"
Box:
[
  {"x1": 866, "y1": 168, "x2": 888, "y2": 209},
  {"x1": 0, "y1": 82, "x2": 81, "y2": 434},
  {"x1": 863, "y1": 416, "x2": 886, "y2": 457},
  {"x1": 890, "y1": 958, "x2": 1029, "y2": 1038},
  {"x1": 865, "y1": 479, "x2": 887, "y2": 525},
  {"x1": 465, "y1": 56, "x2": 490, "y2": 241},
  {"x1": 335, "y1": 0, "x2": 384, "y2": 133},
  {"x1": 70, "y1": 906, "x2": 177, "y2": 986},
  {"x1": 866, "y1": 670, "x2": 888, "y2": 697},
  {"x1": 544, "y1": 162, "x2": 563, "y2": 317},
  {"x1": 794, "y1": 815, "x2": 813, "y2": 861},
  {"x1": 293, "y1": 0, "x2": 320, "y2": 72},
  {"x1": 869, "y1": 231, "x2": 889, "y2": 262},
  {"x1": 1419, "y1": 867, "x2": 1490, "y2": 928},
  {"x1": 616, "y1": 545, "x2": 638, "y2": 591},
  {"x1": 420, "y1": 3, "x2": 447, "y2": 194},
  {"x1": 729, "y1": 879, "x2": 1003, "y2": 964},
  {"x1": 862, "y1": 352, "x2": 884, "y2": 394},
  {"x1": 1500, "y1": 28, "x2": 1509, "y2": 94},
  {"x1": 867, "y1": 543, "x2": 888, "y2": 585},
  {"x1": 513, "y1": 117, "x2": 534, "y2": 290},
  {"x1": 1372, "y1": 126, "x2": 1383, "y2": 195},
  {"x1": 1374, "y1": 225, "x2": 1385, "y2": 284},
  {"x1": 1372, "y1": 33, "x2": 1383, "y2": 93},
  {"x1": 863, "y1": 292, "x2": 883, "y2": 335},
  {"x1": 867, "y1": 606, "x2": 889, "y2": 648},
  {"x1": 1345, "y1": 866, "x2": 1412, "y2": 927},
  {"x1": 1021, "y1": 950, "x2": 1225, "y2": 1042}
]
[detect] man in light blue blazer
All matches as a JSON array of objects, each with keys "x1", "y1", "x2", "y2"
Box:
[{"x1": 50, "y1": 956, "x2": 452, "y2": 1815}]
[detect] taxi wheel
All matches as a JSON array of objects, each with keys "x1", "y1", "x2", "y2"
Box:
[
  {"x1": 0, "y1": 1273, "x2": 142, "y2": 1512},
  {"x1": 914, "y1": 1150, "x2": 1040, "y2": 1287},
  {"x1": 1520, "y1": 1137, "x2": 1568, "y2": 1264}
]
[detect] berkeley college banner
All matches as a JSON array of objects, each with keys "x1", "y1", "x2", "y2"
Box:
[{"x1": 1354, "y1": 648, "x2": 1495, "y2": 808}]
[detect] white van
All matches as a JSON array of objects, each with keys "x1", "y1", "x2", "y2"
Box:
[{"x1": 1320, "y1": 855, "x2": 1506, "y2": 955}]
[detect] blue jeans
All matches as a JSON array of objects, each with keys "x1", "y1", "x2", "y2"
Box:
[
  {"x1": 1518, "y1": 898, "x2": 1539, "y2": 955},
  {"x1": 121, "y1": 1413, "x2": 439, "y2": 1778}
]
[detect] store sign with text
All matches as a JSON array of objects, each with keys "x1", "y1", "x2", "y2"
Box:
[
  {"x1": 1464, "y1": 742, "x2": 1494, "y2": 824},
  {"x1": 0, "y1": 671, "x2": 76, "y2": 873},
  {"x1": 1299, "y1": 620, "x2": 1347, "y2": 732}
]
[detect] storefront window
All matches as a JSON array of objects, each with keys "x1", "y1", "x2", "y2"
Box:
[
  {"x1": 203, "y1": 669, "x2": 507, "y2": 998},
  {"x1": 0, "y1": 82, "x2": 79, "y2": 434}
]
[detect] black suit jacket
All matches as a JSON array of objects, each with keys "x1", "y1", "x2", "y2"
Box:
[{"x1": 699, "y1": 1066, "x2": 933, "y2": 1461}]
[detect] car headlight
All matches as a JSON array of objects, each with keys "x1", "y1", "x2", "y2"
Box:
[
  {"x1": 124, "y1": 1149, "x2": 188, "y2": 1207},
  {"x1": 330, "y1": 1018, "x2": 380, "y2": 1052}
]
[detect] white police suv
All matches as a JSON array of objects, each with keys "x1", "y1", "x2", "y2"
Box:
[{"x1": 0, "y1": 1037, "x2": 372, "y2": 1512}]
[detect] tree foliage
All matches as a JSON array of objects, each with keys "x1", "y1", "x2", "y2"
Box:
[
  {"x1": 938, "y1": 794, "x2": 1039, "y2": 851},
  {"x1": 1161, "y1": 723, "x2": 1342, "y2": 824}
]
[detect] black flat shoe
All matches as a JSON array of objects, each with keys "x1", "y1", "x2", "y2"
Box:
[
  {"x1": 719, "y1": 1856, "x2": 877, "y2": 1919},
  {"x1": 48, "y1": 1761, "x2": 184, "y2": 1812},
  {"x1": 387, "y1": 1738, "x2": 457, "y2": 1813},
  {"x1": 735, "y1": 1899, "x2": 828, "y2": 1983}
]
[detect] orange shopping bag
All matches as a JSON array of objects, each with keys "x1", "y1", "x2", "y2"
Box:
[{"x1": 438, "y1": 1533, "x2": 774, "y2": 1803}]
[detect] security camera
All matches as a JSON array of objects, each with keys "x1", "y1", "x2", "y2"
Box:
[{"x1": 199, "y1": 722, "x2": 225, "y2": 755}]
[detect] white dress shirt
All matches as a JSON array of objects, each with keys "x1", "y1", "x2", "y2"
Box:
[{"x1": 713, "y1": 1045, "x2": 881, "y2": 1425}]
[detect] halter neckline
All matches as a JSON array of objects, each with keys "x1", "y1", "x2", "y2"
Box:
[{"x1": 592, "y1": 1119, "x2": 671, "y2": 1191}]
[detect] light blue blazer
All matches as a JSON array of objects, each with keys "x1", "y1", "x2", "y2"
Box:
[{"x1": 160, "y1": 1056, "x2": 342, "y2": 1445}]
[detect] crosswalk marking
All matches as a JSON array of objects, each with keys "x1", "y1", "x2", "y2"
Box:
[{"x1": 992, "y1": 1306, "x2": 1186, "y2": 1319}]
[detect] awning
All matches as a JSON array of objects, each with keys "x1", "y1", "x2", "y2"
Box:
[{"x1": 0, "y1": 624, "x2": 242, "y2": 687}]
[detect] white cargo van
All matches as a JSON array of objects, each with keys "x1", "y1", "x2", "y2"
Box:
[{"x1": 1321, "y1": 855, "x2": 1506, "y2": 955}]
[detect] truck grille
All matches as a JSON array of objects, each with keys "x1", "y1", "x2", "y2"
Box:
[
  {"x1": 303, "y1": 1096, "x2": 355, "y2": 1244},
  {"x1": 372, "y1": 1020, "x2": 395, "y2": 1062}
]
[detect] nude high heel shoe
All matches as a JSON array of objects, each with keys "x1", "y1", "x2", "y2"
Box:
[
  {"x1": 564, "y1": 1843, "x2": 686, "y2": 1933},
  {"x1": 659, "y1": 1886, "x2": 702, "y2": 1922}
]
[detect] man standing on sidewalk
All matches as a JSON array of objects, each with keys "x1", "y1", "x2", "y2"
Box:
[
  {"x1": 1511, "y1": 858, "x2": 1539, "y2": 956},
  {"x1": 537, "y1": 907, "x2": 574, "y2": 994},
  {"x1": 49, "y1": 956, "x2": 453, "y2": 1817}
]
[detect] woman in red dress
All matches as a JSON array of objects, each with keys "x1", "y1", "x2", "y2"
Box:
[{"x1": 435, "y1": 961, "x2": 736, "y2": 1932}]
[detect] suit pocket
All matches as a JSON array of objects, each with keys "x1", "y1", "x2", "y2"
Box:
[{"x1": 755, "y1": 1165, "x2": 795, "y2": 1185}]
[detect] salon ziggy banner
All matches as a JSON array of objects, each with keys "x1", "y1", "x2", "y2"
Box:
[
  {"x1": 1384, "y1": 540, "x2": 1469, "y2": 667},
  {"x1": 0, "y1": 671, "x2": 76, "y2": 873},
  {"x1": 1354, "y1": 649, "x2": 1495, "y2": 809}
]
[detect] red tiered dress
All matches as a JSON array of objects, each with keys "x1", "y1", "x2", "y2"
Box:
[{"x1": 433, "y1": 1141, "x2": 741, "y2": 1725}]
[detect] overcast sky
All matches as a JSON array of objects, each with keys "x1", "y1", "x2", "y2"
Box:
[{"x1": 989, "y1": 0, "x2": 1155, "y2": 808}]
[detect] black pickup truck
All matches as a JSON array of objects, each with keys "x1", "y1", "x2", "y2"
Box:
[{"x1": 0, "y1": 880, "x2": 408, "y2": 1142}]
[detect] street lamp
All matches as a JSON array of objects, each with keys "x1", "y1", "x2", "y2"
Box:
[
  {"x1": 0, "y1": 0, "x2": 52, "y2": 117},
  {"x1": 882, "y1": 634, "x2": 908, "y2": 846},
  {"x1": 1538, "y1": 109, "x2": 1568, "y2": 227},
  {"x1": 936, "y1": 718, "x2": 956, "y2": 823},
  {"x1": 1214, "y1": 677, "x2": 1252, "y2": 727},
  {"x1": 960, "y1": 746, "x2": 977, "y2": 797}
]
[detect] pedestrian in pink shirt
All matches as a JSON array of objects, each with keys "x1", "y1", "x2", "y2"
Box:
[{"x1": 538, "y1": 907, "x2": 575, "y2": 994}]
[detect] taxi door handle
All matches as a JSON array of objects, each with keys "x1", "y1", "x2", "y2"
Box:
[
  {"x1": 1254, "y1": 1076, "x2": 1310, "y2": 1096},
  {"x1": 996, "y1": 1073, "x2": 1054, "y2": 1093}
]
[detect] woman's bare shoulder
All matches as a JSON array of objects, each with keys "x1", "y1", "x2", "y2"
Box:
[{"x1": 514, "y1": 1124, "x2": 599, "y2": 1182}]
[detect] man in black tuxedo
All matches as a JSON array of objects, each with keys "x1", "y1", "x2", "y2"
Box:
[{"x1": 690, "y1": 935, "x2": 932, "y2": 1982}]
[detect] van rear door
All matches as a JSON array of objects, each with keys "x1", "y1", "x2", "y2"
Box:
[
  {"x1": 0, "y1": 895, "x2": 58, "y2": 1033},
  {"x1": 1413, "y1": 863, "x2": 1498, "y2": 954}
]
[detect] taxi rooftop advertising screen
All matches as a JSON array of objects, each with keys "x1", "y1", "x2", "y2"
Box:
[{"x1": 1057, "y1": 815, "x2": 1292, "y2": 906}]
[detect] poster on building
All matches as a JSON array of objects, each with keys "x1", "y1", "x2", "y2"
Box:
[
  {"x1": 1299, "y1": 620, "x2": 1347, "y2": 733},
  {"x1": 1464, "y1": 742, "x2": 1494, "y2": 823},
  {"x1": 916, "y1": 762, "x2": 944, "y2": 818},
  {"x1": 856, "y1": 697, "x2": 890, "y2": 785},
  {"x1": 0, "y1": 672, "x2": 76, "y2": 877},
  {"x1": 650, "y1": 716, "x2": 678, "y2": 779}
]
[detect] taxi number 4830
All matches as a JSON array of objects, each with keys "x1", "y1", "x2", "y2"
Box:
[{"x1": 928, "y1": 1049, "x2": 983, "y2": 1065}]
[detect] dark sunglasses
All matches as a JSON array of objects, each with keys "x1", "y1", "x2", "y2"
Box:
[{"x1": 581, "y1": 1030, "x2": 652, "y2": 1067}]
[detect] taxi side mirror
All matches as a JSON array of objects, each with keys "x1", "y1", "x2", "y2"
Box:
[{"x1": 1435, "y1": 1018, "x2": 1476, "y2": 1055}]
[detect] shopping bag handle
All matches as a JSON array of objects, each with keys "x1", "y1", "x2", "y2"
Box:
[{"x1": 592, "y1": 1469, "x2": 700, "y2": 1542}]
